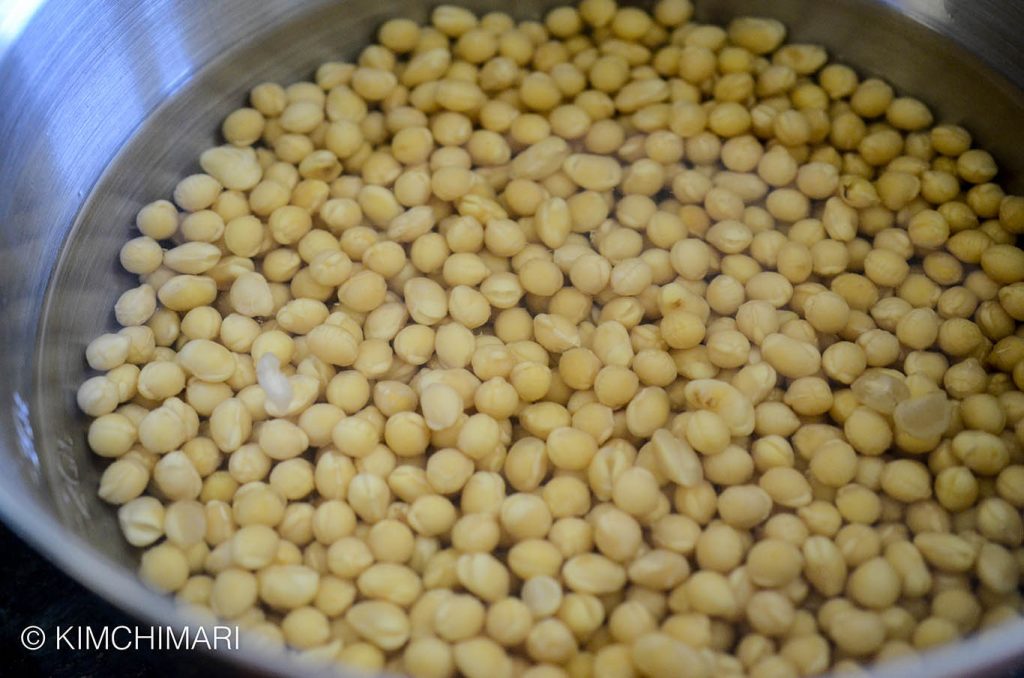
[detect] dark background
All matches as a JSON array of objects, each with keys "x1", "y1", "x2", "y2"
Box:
[{"x1": 0, "y1": 521, "x2": 238, "y2": 676}]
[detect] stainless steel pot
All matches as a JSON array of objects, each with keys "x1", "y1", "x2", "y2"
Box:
[{"x1": 1, "y1": 0, "x2": 1022, "y2": 674}]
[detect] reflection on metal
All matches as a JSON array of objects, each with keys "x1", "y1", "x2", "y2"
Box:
[
  {"x1": 11, "y1": 391, "x2": 40, "y2": 486},
  {"x1": 0, "y1": 0, "x2": 44, "y2": 59},
  {"x1": 0, "y1": 1, "x2": 1022, "y2": 676},
  {"x1": 55, "y1": 433, "x2": 91, "y2": 530}
]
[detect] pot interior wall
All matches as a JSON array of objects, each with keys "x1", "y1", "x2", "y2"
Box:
[{"x1": 5, "y1": 0, "x2": 1021, "y2": 675}]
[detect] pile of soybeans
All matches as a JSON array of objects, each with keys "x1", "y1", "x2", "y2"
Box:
[{"x1": 75, "y1": 1, "x2": 1024, "y2": 676}]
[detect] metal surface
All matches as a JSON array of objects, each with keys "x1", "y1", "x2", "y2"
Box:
[{"x1": 0, "y1": 0, "x2": 1022, "y2": 674}]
